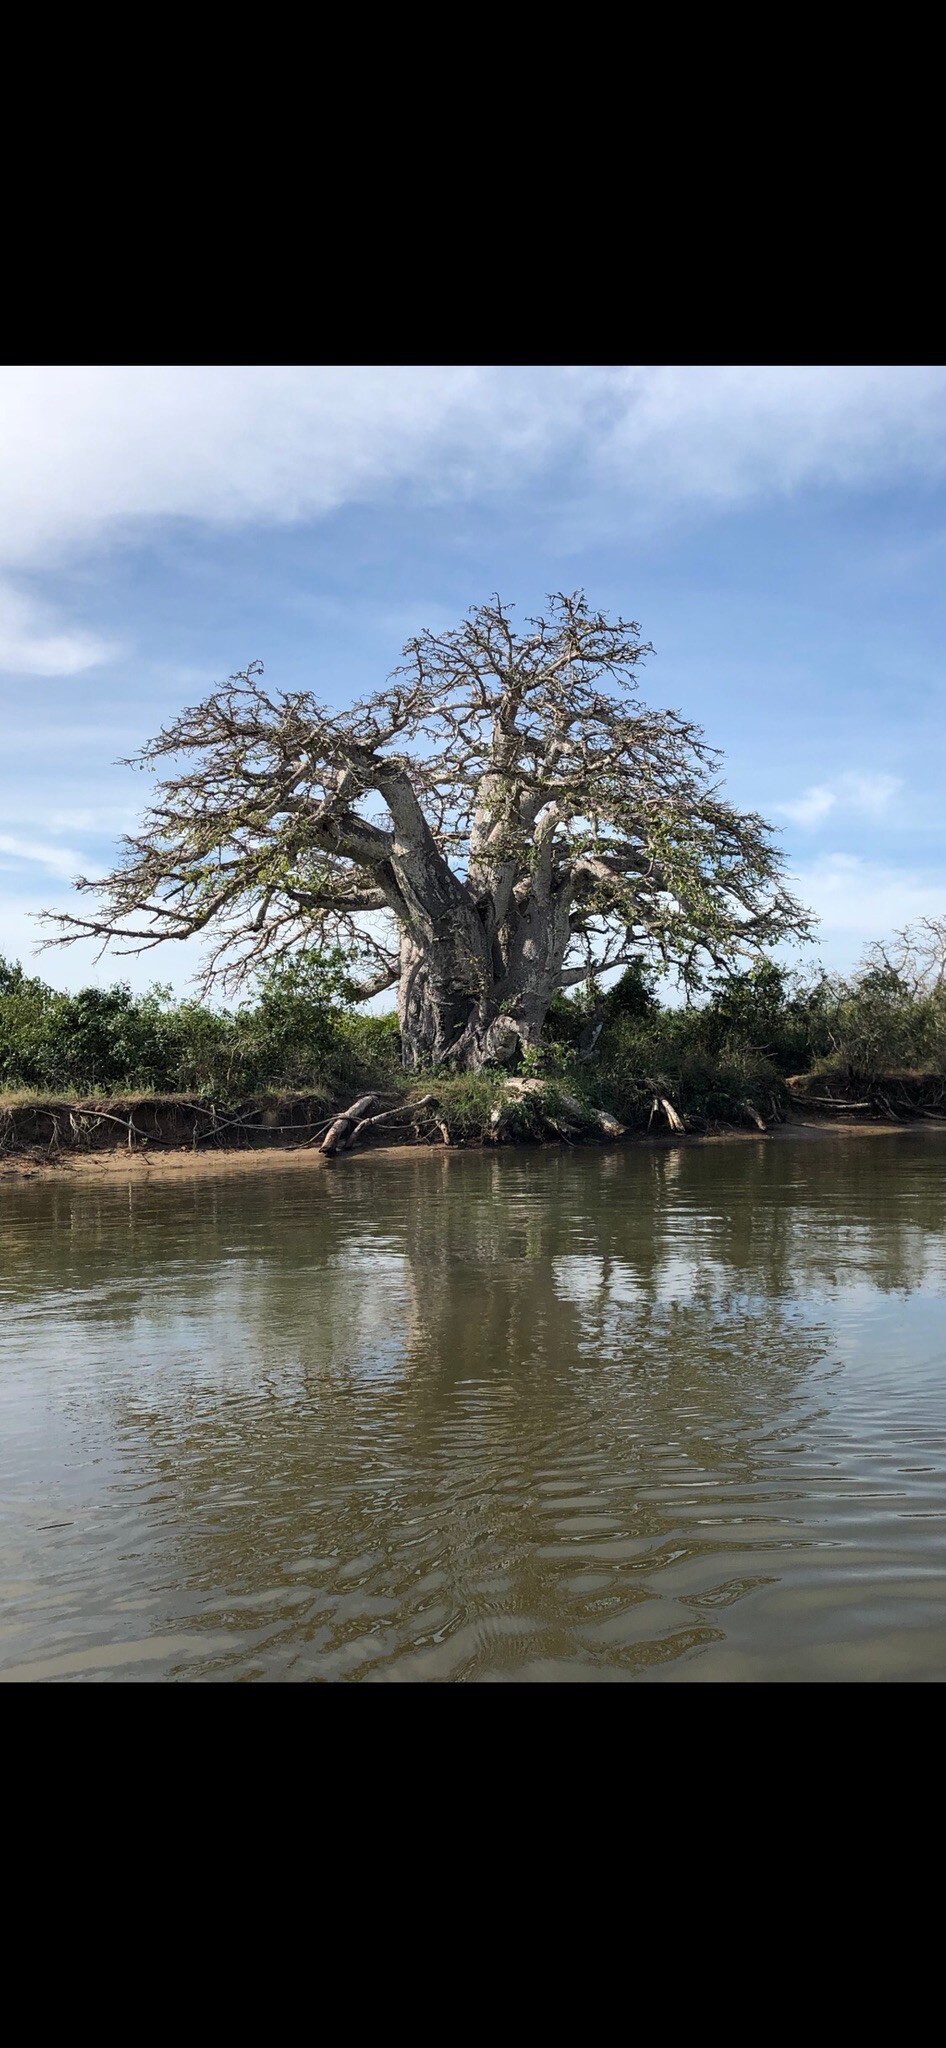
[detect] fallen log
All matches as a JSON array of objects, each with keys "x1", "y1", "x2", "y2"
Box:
[
  {"x1": 320, "y1": 1094, "x2": 381, "y2": 1156},
  {"x1": 742, "y1": 1100, "x2": 767, "y2": 1131},
  {"x1": 659, "y1": 1095, "x2": 685, "y2": 1133},
  {"x1": 346, "y1": 1095, "x2": 438, "y2": 1151}
]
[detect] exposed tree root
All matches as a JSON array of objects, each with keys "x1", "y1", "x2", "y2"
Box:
[
  {"x1": 501, "y1": 1078, "x2": 625, "y2": 1143},
  {"x1": 647, "y1": 1092, "x2": 685, "y2": 1133},
  {"x1": 321, "y1": 1092, "x2": 442, "y2": 1155},
  {"x1": 348, "y1": 1095, "x2": 438, "y2": 1149}
]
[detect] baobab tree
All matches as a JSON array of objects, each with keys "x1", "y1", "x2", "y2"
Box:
[{"x1": 44, "y1": 594, "x2": 811, "y2": 1071}]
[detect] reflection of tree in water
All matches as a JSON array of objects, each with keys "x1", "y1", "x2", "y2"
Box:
[
  {"x1": 5, "y1": 1137, "x2": 946, "y2": 1679},
  {"x1": 6, "y1": 1134, "x2": 946, "y2": 1315}
]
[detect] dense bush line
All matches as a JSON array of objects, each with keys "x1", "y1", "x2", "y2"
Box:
[
  {"x1": 4, "y1": 936, "x2": 946, "y2": 1119},
  {"x1": 0, "y1": 950, "x2": 400, "y2": 1100},
  {"x1": 566, "y1": 954, "x2": 946, "y2": 1123}
]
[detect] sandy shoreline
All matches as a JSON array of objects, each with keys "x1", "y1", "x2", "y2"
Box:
[{"x1": 2, "y1": 1116, "x2": 944, "y2": 1184}]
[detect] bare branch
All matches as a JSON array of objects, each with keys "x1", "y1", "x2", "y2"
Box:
[{"x1": 40, "y1": 598, "x2": 812, "y2": 1060}]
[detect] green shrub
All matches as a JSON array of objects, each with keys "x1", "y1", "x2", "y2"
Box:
[
  {"x1": 0, "y1": 958, "x2": 58, "y2": 1088},
  {"x1": 0, "y1": 946, "x2": 401, "y2": 1101},
  {"x1": 6, "y1": 930, "x2": 946, "y2": 1117}
]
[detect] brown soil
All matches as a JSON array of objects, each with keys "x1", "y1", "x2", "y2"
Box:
[{"x1": 3, "y1": 1114, "x2": 944, "y2": 1185}]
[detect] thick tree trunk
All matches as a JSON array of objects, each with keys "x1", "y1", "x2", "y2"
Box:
[
  {"x1": 388, "y1": 829, "x2": 574, "y2": 1072},
  {"x1": 397, "y1": 936, "x2": 556, "y2": 1072},
  {"x1": 398, "y1": 957, "x2": 534, "y2": 1071}
]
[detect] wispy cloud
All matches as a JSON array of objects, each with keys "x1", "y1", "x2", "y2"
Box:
[
  {"x1": 0, "y1": 831, "x2": 88, "y2": 878},
  {"x1": 599, "y1": 366, "x2": 946, "y2": 504},
  {"x1": 6, "y1": 368, "x2": 946, "y2": 573},
  {"x1": 777, "y1": 771, "x2": 902, "y2": 829},
  {"x1": 3, "y1": 367, "x2": 946, "y2": 674},
  {"x1": 0, "y1": 578, "x2": 115, "y2": 677},
  {"x1": 790, "y1": 852, "x2": 946, "y2": 961},
  {"x1": 43, "y1": 805, "x2": 137, "y2": 836},
  {"x1": 779, "y1": 784, "x2": 838, "y2": 828}
]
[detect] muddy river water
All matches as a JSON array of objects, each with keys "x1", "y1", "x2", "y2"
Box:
[{"x1": 3, "y1": 1132, "x2": 946, "y2": 1681}]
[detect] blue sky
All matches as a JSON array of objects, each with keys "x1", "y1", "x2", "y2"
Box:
[{"x1": 2, "y1": 363, "x2": 946, "y2": 1000}]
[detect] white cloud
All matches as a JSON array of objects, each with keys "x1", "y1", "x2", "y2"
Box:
[
  {"x1": 789, "y1": 852, "x2": 946, "y2": 967},
  {"x1": 3, "y1": 367, "x2": 946, "y2": 572},
  {"x1": 779, "y1": 784, "x2": 838, "y2": 827},
  {"x1": 841, "y1": 772, "x2": 903, "y2": 815},
  {"x1": 600, "y1": 365, "x2": 946, "y2": 503},
  {"x1": 0, "y1": 366, "x2": 579, "y2": 570},
  {"x1": 0, "y1": 578, "x2": 115, "y2": 676},
  {"x1": 777, "y1": 770, "x2": 902, "y2": 829},
  {"x1": 0, "y1": 832, "x2": 88, "y2": 878},
  {"x1": 4, "y1": 363, "x2": 946, "y2": 674}
]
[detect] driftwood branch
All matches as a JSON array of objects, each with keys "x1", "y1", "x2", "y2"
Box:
[
  {"x1": 320, "y1": 1095, "x2": 381, "y2": 1156},
  {"x1": 348, "y1": 1095, "x2": 438, "y2": 1148},
  {"x1": 742, "y1": 1100, "x2": 767, "y2": 1130},
  {"x1": 647, "y1": 1092, "x2": 685, "y2": 1133}
]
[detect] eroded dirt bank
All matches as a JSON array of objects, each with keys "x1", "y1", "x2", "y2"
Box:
[
  {"x1": 5, "y1": 1066, "x2": 946, "y2": 1184},
  {"x1": 3, "y1": 1115, "x2": 945, "y2": 1184}
]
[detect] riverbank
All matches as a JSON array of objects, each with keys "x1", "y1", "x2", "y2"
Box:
[
  {"x1": 4, "y1": 1113, "x2": 946, "y2": 1183},
  {"x1": 4, "y1": 1066, "x2": 946, "y2": 1182}
]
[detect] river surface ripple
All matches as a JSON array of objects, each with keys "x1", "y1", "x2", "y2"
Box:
[{"x1": 3, "y1": 1134, "x2": 946, "y2": 1681}]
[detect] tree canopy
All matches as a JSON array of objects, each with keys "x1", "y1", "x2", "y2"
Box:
[{"x1": 44, "y1": 593, "x2": 812, "y2": 1069}]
